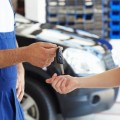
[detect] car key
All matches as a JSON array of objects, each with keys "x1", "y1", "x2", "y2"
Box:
[{"x1": 56, "y1": 47, "x2": 64, "y2": 74}]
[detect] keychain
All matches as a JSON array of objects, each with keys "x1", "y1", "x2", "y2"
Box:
[{"x1": 56, "y1": 47, "x2": 64, "y2": 75}]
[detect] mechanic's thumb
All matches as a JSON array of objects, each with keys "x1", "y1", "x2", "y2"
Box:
[{"x1": 40, "y1": 42, "x2": 57, "y2": 48}]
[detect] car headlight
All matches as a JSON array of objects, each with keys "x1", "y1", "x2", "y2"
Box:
[{"x1": 63, "y1": 48, "x2": 106, "y2": 74}]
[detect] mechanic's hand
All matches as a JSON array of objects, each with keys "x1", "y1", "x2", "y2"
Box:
[
  {"x1": 16, "y1": 63, "x2": 25, "y2": 102},
  {"x1": 46, "y1": 73, "x2": 79, "y2": 94},
  {"x1": 27, "y1": 42, "x2": 57, "y2": 68}
]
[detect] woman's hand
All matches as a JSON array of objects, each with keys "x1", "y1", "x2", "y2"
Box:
[{"x1": 46, "y1": 74, "x2": 79, "y2": 94}]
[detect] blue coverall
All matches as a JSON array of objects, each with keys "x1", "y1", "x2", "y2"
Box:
[{"x1": 0, "y1": 0, "x2": 24, "y2": 119}]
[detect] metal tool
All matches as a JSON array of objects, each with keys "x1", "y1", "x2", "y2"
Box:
[{"x1": 56, "y1": 47, "x2": 64, "y2": 74}]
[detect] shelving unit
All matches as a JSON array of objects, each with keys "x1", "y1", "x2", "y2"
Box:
[
  {"x1": 46, "y1": 0, "x2": 103, "y2": 37},
  {"x1": 15, "y1": 0, "x2": 120, "y2": 39},
  {"x1": 102, "y1": 0, "x2": 120, "y2": 39}
]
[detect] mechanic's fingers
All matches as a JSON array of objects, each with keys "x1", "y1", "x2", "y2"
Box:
[
  {"x1": 39, "y1": 42, "x2": 57, "y2": 48},
  {"x1": 16, "y1": 79, "x2": 20, "y2": 89},
  {"x1": 47, "y1": 47, "x2": 57, "y2": 55},
  {"x1": 43, "y1": 53, "x2": 56, "y2": 67},
  {"x1": 46, "y1": 73, "x2": 57, "y2": 83},
  {"x1": 17, "y1": 86, "x2": 22, "y2": 98},
  {"x1": 44, "y1": 58, "x2": 55, "y2": 67},
  {"x1": 18, "y1": 91, "x2": 24, "y2": 102},
  {"x1": 16, "y1": 81, "x2": 18, "y2": 89}
]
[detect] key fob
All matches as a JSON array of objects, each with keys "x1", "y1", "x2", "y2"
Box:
[
  {"x1": 56, "y1": 47, "x2": 64, "y2": 74},
  {"x1": 56, "y1": 47, "x2": 64, "y2": 64}
]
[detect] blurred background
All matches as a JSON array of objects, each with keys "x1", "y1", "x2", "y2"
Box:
[{"x1": 11, "y1": 0, "x2": 120, "y2": 120}]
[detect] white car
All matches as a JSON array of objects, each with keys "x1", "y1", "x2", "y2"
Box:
[{"x1": 16, "y1": 14, "x2": 118, "y2": 120}]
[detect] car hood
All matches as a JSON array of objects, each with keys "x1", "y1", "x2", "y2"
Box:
[{"x1": 16, "y1": 14, "x2": 106, "y2": 54}]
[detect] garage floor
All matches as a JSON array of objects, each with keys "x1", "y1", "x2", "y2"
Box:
[{"x1": 57, "y1": 40, "x2": 120, "y2": 120}]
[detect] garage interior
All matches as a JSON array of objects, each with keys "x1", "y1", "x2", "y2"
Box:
[{"x1": 10, "y1": 0, "x2": 120, "y2": 120}]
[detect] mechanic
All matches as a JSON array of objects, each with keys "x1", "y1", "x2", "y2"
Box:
[
  {"x1": 46, "y1": 68, "x2": 120, "y2": 94},
  {"x1": 0, "y1": 0, "x2": 57, "y2": 119}
]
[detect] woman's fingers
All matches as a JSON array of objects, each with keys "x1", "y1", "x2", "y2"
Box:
[
  {"x1": 46, "y1": 78, "x2": 51, "y2": 83},
  {"x1": 52, "y1": 76, "x2": 68, "y2": 94},
  {"x1": 46, "y1": 73, "x2": 57, "y2": 83},
  {"x1": 55, "y1": 77, "x2": 65, "y2": 93},
  {"x1": 60, "y1": 78, "x2": 68, "y2": 94},
  {"x1": 51, "y1": 76, "x2": 62, "y2": 90},
  {"x1": 46, "y1": 74, "x2": 72, "y2": 94}
]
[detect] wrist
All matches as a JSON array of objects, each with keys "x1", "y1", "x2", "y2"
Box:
[
  {"x1": 17, "y1": 46, "x2": 29, "y2": 63},
  {"x1": 75, "y1": 77, "x2": 83, "y2": 89},
  {"x1": 73, "y1": 77, "x2": 80, "y2": 89},
  {"x1": 24, "y1": 45, "x2": 36, "y2": 63}
]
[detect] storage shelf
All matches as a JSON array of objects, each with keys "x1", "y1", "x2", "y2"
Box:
[
  {"x1": 102, "y1": 0, "x2": 120, "y2": 39},
  {"x1": 46, "y1": 0, "x2": 102, "y2": 36}
]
